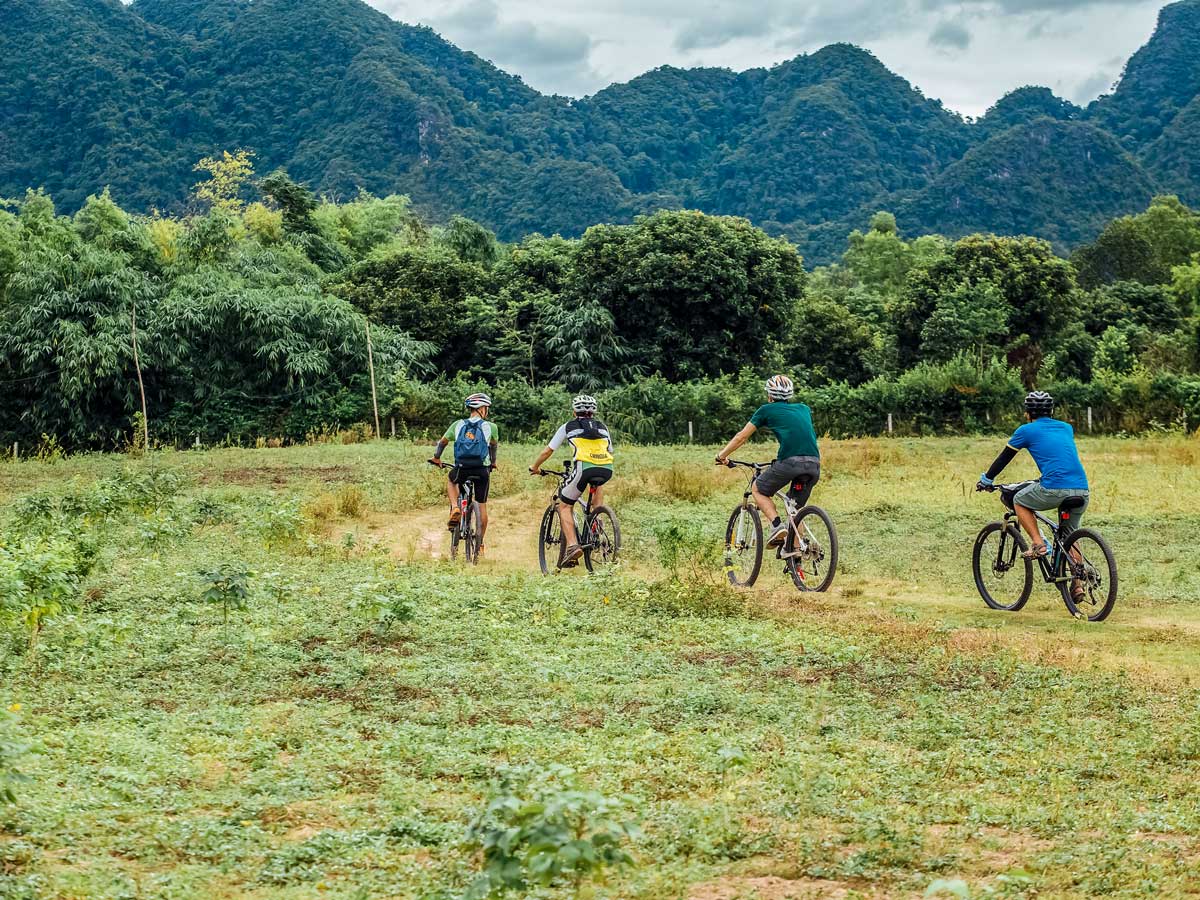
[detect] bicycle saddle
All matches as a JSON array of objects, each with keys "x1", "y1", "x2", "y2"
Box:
[{"x1": 1058, "y1": 496, "x2": 1088, "y2": 513}]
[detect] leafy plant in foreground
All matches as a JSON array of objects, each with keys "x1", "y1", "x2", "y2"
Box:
[
  {"x1": 0, "y1": 537, "x2": 81, "y2": 650},
  {"x1": 464, "y1": 765, "x2": 638, "y2": 898},
  {"x1": 348, "y1": 579, "x2": 415, "y2": 633},
  {"x1": 0, "y1": 705, "x2": 32, "y2": 804},
  {"x1": 198, "y1": 564, "x2": 253, "y2": 622}
]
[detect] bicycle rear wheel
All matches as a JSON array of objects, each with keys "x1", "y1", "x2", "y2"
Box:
[
  {"x1": 1058, "y1": 528, "x2": 1118, "y2": 622},
  {"x1": 724, "y1": 505, "x2": 763, "y2": 587},
  {"x1": 784, "y1": 506, "x2": 838, "y2": 593},
  {"x1": 972, "y1": 522, "x2": 1032, "y2": 611},
  {"x1": 582, "y1": 506, "x2": 621, "y2": 573},
  {"x1": 463, "y1": 502, "x2": 482, "y2": 565},
  {"x1": 537, "y1": 504, "x2": 562, "y2": 575}
]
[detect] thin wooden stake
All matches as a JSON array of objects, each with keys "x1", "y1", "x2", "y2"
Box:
[
  {"x1": 365, "y1": 320, "x2": 381, "y2": 440},
  {"x1": 1087, "y1": 406, "x2": 1093, "y2": 433},
  {"x1": 688, "y1": 421, "x2": 694, "y2": 442},
  {"x1": 131, "y1": 299, "x2": 149, "y2": 453},
  {"x1": 887, "y1": 413, "x2": 894, "y2": 435},
  {"x1": 390, "y1": 417, "x2": 396, "y2": 438}
]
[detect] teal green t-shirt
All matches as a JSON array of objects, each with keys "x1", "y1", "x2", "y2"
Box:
[{"x1": 749, "y1": 402, "x2": 819, "y2": 461}]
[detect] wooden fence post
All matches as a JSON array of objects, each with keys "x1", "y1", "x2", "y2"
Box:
[
  {"x1": 365, "y1": 321, "x2": 381, "y2": 440},
  {"x1": 1087, "y1": 406, "x2": 1093, "y2": 433},
  {"x1": 688, "y1": 421, "x2": 694, "y2": 443},
  {"x1": 887, "y1": 413, "x2": 894, "y2": 435},
  {"x1": 131, "y1": 299, "x2": 150, "y2": 453}
]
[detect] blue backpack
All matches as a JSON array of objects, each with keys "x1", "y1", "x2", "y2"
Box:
[{"x1": 454, "y1": 418, "x2": 489, "y2": 464}]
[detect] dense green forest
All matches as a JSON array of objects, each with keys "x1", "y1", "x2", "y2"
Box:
[
  {"x1": 2, "y1": 150, "x2": 1198, "y2": 449},
  {"x1": 3, "y1": 0, "x2": 1200, "y2": 263}
]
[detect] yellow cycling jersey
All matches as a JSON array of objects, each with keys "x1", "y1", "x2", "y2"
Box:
[{"x1": 548, "y1": 418, "x2": 614, "y2": 466}]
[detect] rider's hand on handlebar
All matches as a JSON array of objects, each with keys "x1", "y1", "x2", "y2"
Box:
[
  {"x1": 529, "y1": 465, "x2": 541, "y2": 476},
  {"x1": 714, "y1": 455, "x2": 729, "y2": 467},
  {"x1": 428, "y1": 457, "x2": 444, "y2": 469}
]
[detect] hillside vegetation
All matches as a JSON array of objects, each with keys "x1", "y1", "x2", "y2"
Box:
[
  {"x1": 2, "y1": 160, "x2": 1200, "y2": 450},
  {"x1": 4, "y1": 0, "x2": 1200, "y2": 261}
]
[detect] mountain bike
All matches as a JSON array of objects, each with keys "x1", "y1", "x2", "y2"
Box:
[
  {"x1": 973, "y1": 482, "x2": 1118, "y2": 622},
  {"x1": 427, "y1": 459, "x2": 483, "y2": 564},
  {"x1": 721, "y1": 460, "x2": 837, "y2": 592},
  {"x1": 532, "y1": 464, "x2": 620, "y2": 574}
]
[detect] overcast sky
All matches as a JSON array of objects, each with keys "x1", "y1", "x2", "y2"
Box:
[{"x1": 371, "y1": 0, "x2": 1168, "y2": 117}]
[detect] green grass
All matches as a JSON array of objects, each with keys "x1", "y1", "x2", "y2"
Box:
[{"x1": 2, "y1": 436, "x2": 1200, "y2": 899}]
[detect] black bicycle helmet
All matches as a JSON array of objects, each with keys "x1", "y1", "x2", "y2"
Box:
[{"x1": 1024, "y1": 391, "x2": 1054, "y2": 417}]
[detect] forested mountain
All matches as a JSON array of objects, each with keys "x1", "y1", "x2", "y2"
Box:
[{"x1": 3, "y1": 0, "x2": 1200, "y2": 261}]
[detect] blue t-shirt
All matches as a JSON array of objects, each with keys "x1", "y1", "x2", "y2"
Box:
[{"x1": 1008, "y1": 418, "x2": 1088, "y2": 490}]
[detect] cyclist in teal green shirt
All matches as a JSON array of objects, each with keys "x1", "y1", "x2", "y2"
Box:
[{"x1": 716, "y1": 375, "x2": 821, "y2": 548}]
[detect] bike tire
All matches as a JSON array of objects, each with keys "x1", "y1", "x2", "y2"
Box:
[
  {"x1": 463, "y1": 502, "x2": 482, "y2": 565},
  {"x1": 1058, "y1": 528, "x2": 1118, "y2": 622},
  {"x1": 784, "y1": 505, "x2": 838, "y2": 593},
  {"x1": 972, "y1": 522, "x2": 1033, "y2": 612},
  {"x1": 537, "y1": 504, "x2": 561, "y2": 575},
  {"x1": 582, "y1": 506, "x2": 621, "y2": 573},
  {"x1": 724, "y1": 505, "x2": 763, "y2": 587}
]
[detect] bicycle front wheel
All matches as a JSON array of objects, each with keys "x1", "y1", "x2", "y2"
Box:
[
  {"x1": 724, "y1": 505, "x2": 763, "y2": 587},
  {"x1": 582, "y1": 506, "x2": 621, "y2": 573},
  {"x1": 1058, "y1": 528, "x2": 1118, "y2": 622},
  {"x1": 537, "y1": 503, "x2": 562, "y2": 575},
  {"x1": 972, "y1": 522, "x2": 1032, "y2": 611},
  {"x1": 785, "y1": 506, "x2": 838, "y2": 593}
]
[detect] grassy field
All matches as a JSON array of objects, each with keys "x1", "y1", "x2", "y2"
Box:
[{"x1": 2, "y1": 436, "x2": 1200, "y2": 899}]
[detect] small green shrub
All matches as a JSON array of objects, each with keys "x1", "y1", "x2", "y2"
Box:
[
  {"x1": 464, "y1": 764, "x2": 638, "y2": 898},
  {"x1": 336, "y1": 484, "x2": 367, "y2": 518},
  {"x1": 0, "y1": 705, "x2": 32, "y2": 804},
  {"x1": 251, "y1": 499, "x2": 306, "y2": 548},
  {"x1": 348, "y1": 579, "x2": 415, "y2": 631},
  {"x1": 0, "y1": 536, "x2": 81, "y2": 649},
  {"x1": 198, "y1": 564, "x2": 253, "y2": 622},
  {"x1": 653, "y1": 520, "x2": 723, "y2": 580}
]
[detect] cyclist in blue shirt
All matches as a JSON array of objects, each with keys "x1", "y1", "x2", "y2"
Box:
[{"x1": 977, "y1": 391, "x2": 1090, "y2": 559}]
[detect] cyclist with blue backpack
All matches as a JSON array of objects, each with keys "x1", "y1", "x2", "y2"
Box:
[{"x1": 430, "y1": 393, "x2": 499, "y2": 552}]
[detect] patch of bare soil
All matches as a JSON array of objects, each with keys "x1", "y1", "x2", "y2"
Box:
[{"x1": 688, "y1": 876, "x2": 883, "y2": 900}]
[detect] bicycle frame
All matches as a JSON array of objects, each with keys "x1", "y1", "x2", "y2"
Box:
[
  {"x1": 538, "y1": 464, "x2": 601, "y2": 551},
  {"x1": 999, "y1": 506, "x2": 1077, "y2": 585},
  {"x1": 729, "y1": 461, "x2": 814, "y2": 558},
  {"x1": 456, "y1": 479, "x2": 477, "y2": 540},
  {"x1": 987, "y1": 482, "x2": 1082, "y2": 587}
]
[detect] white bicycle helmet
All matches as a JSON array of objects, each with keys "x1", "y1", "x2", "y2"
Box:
[
  {"x1": 572, "y1": 394, "x2": 599, "y2": 414},
  {"x1": 1024, "y1": 391, "x2": 1054, "y2": 417},
  {"x1": 465, "y1": 393, "x2": 492, "y2": 410},
  {"x1": 765, "y1": 375, "x2": 794, "y2": 401}
]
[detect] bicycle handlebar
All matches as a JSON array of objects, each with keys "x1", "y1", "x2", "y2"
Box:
[
  {"x1": 720, "y1": 458, "x2": 770, "y2": 470},
  {"x1": 427, "y1": 458, "x2": 445, "y2": 469}
]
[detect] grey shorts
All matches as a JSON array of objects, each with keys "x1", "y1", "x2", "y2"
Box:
[
  {"x1": 756, "y1": 456, "x2": 821, "y2": 506},
  {"x1": 1014, "y1": 482, "x2": 1090, "y2": 530}
]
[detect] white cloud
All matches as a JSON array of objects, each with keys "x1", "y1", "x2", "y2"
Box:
[{"x1": 374, "y1": 0, "x2": 1167, "y2": 116}]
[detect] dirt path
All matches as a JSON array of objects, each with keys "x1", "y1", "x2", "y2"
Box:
[
  {"x1": 340, "y1": 500, "x2": 1200, "y2": 686},
  {"x1": 344, "y1": 495, "x2": 546, "y2": 569}
]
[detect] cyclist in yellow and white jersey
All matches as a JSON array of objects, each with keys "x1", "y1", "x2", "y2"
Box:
[{"x1": 529, "y1": 395, "x2": 614, "y2": 567}]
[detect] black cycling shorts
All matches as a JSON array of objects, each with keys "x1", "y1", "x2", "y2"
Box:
[
  {"x1": 755, "y1": 456, "x2": 820, "y2": 508},
  {"x1": 449, "y1": 464, "x2": 490, "y2": 502},
  {"x1": 559, "y1": 465, "x2": 612, "y2": 504}
]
